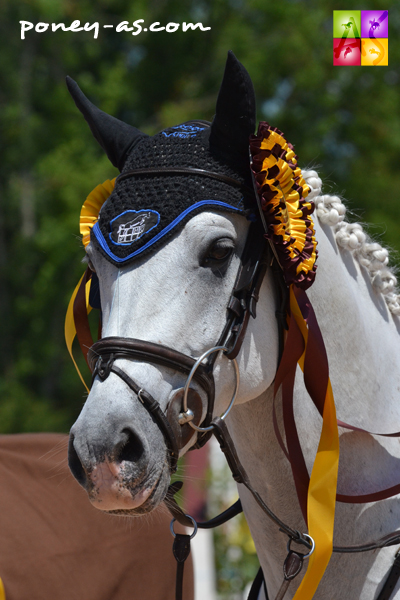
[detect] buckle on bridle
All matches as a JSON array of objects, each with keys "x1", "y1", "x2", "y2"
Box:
[{"x1": 95, "y1": 353, "x2": 114, "y2": 381}]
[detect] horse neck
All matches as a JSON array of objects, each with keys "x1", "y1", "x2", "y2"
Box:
[
  {"x1": 225, "y1": 217, "x2": 400, "y2": 598},
  {"x1": 307, "y1": 217, "x2": 400, "y2": 432}
]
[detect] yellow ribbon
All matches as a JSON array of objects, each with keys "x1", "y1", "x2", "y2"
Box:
[
  {"x1": 80, "y1": 178, "x2": 116, "y2": 247},
  {"x1": 289, "y1": 287, "x2": 340, "y2": 599},
  {"x1": 66, "y1": 178, "x2": 116, "y2": 389},
  {"x1": 64, "y1": 273, "x2": 92, "y2": 392}
]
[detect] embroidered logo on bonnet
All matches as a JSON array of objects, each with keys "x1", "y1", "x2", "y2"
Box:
[
  {"x1": 110, "y1": 210, "x2": 160, "y2": 246},
  {"x1": 162, "y1": 124, "x2": 205, "y2": 139}
]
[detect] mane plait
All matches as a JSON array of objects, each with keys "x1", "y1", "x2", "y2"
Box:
[
  {"x1": 303, "y1": 170, "x2": 400, "y2": 316},
  {"x1": 250, "y1": 122, "x2": 317, "y2": 290}
]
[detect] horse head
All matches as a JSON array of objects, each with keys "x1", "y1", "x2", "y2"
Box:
[
  {"x1": 67, "y1": 52, "x2": 281, "y2": 514},
  {"x1": 65, "y1": 47, "x2": 400, "y2": 599}
]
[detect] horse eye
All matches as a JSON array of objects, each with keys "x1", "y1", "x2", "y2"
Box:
[{"x1": 202, "y1": 239, "x2": 234, "y2": 266}]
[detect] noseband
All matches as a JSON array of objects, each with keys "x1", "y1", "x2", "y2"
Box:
[{"x1": 87, "y1": 217, "x2": 280, "y2": 473}]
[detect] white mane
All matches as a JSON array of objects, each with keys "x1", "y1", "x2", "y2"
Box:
[{"x1": 303, "y1": 170, "x2": 400, "y2": 316}]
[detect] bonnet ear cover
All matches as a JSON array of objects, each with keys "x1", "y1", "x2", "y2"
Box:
[
  {"x1": 66, "y1": 76, "x2": 147, "y2": 171},
  {"x1": 68, "y1": 52, "x2": 259, "y2": 267},
  {"x1": 209, "y1": 50, "x2": 256, "y2": 166}
]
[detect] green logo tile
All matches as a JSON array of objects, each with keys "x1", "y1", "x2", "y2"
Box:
[{"x1": 333, "y1": 10, "x2": 361, "y2": 39}]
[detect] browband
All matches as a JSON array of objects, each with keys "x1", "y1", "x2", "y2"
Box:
[{"x1": 116, "y1": 167, "x2": 253, "y2": 196}]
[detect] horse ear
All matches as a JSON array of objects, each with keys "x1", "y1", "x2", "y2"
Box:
[
  {"x1": 66, "y1": 76, "x2": 147, "y2": 171},
  {"x1": 209, "y1": 51, "x2": 256, "y2": 163}
]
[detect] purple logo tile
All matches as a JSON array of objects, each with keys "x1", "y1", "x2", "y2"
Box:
[{"x1": 361, "y1": 10, "x2": 388, "y2": 38}]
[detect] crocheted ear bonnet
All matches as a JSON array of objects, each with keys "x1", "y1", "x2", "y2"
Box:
[
  {"x1": 67, "y1": 51, "x2": 257, "y2": 266},
  {"x1": 67, "y1": 51, "x2": 316, "y2": 289}
]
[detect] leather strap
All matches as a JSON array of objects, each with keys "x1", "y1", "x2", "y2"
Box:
[
  {"x1": 116, "y1": 167, "x2": 253, "y2": 196},
  {"x1": 89, "y1": 336, "x2": 216, "y2": 453},
  {"x1": 247, "y1": 567, "x2": 267, "y2": 600},
  {"x1": 211, "y1": 416, "x2": 311, "y2": 549},
  {"x1": 246, "y1": 553, "x2": 305, "y2": 600},
  {"x1": 377, "y1": 552, "x2": 400, "y2": 600},
  {"x1": 89, "y1": 337, "x2": 214, "y2": 399},
  {"x1": 246, "y1": 550, "x2": 400, "y2": 600},
  {"x1": 165, "y1": 481, "x2": 243, "y2": 529},
  {"x1": 222, "y1": 220, "x2": 269, "y2": 360},
  {"x1": 112, "y1": 365, "x2": 180, "y2": 469},
  {"x1": 334, "y1": 533, "x2": 400, "y2": 554},
  {"x1": 197, "y1": 499, "x2": 243, "y2": 530},
  {"x1": 165, "y1": 483, "x2": 195, "y2": 528},
  {"x1": 274, "y1": 551, "x2": 305, "y2": 600},
  {"x1": 172, "y1": 533, "x2": 191, "y2": 600},
  {"x1": 272, "y1": 289, "x2": 400, "y2": 554},
  {"x1": 87, "y1": 218, "x2": 270, "y2": 452},
  {"x1": 90, "y1": 358, "x2": 180, "y2": 473}
]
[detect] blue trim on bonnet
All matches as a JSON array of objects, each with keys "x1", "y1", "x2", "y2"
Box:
[{"x1": 92, "y1": 199, "x2": 243, "y2": 264}]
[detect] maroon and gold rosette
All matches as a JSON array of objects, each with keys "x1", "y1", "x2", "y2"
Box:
[{"x1": 250, "y1": 122, "x2": 317, "y2": 290}]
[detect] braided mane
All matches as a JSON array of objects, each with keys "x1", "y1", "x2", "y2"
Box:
[{"x1": 303, "y1": 170, "x2": 400, "y2": 316}]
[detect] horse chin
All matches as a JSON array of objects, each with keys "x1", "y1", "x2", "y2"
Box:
[{"x1": 86, "y1": 459, "x2": 170, "y2": 515}]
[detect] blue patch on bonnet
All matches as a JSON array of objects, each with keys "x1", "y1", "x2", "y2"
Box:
[
  {"x1": 162, "y1": 124, "x2": 205, "y2": 139},
  {"x1": 109, "y1": 209, "x2": 160, "y2": 246},
  {"x1": 93, "y1": 199, "x2": 242, "y2": 264}
]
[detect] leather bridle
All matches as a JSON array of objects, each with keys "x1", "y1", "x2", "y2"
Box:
[
  {"x1": 87, "y1": 212, "x2": 275, "y2": 472},
  {"x1": 84, "y1": 167, "x2": 400, "y2": 600}
]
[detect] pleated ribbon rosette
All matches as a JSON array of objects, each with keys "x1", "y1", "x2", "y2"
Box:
[{"x1": 250, "y1": 122, "x2": 339, "y2": 600}]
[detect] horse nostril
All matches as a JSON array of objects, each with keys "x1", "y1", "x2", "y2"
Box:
[
  {"x1": 115, "y1": 428, "x2": 145, "y2": 464},
  {"x1": 68, "y1": 434, "x2": 88, "y2": 489}
]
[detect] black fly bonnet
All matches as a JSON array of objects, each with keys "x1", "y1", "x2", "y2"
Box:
[{"x1": 67, "y1": 51, "x2": 257, "y2": 266}]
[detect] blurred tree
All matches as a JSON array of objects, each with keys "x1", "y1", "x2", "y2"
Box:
[
  {"x1": 0, "y1": 0, "x2": 399, "y2": 433},
  {"x1": 1, "y1": 2, "x2": 399, "y2": 597}
]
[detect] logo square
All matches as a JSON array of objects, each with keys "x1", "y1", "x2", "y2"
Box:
[
  {"x1": 333, "y1": 38, "x2": 361, "y2": 66},
  {"x1": 361, "y1": 38, "x2": 388, "y2": 66},
  {"x1": 333, "y1": 11, "x2": 361, "y2": 39},
  {"x1": 361, "y1": 10, "x2": 388, "y2": 38}
]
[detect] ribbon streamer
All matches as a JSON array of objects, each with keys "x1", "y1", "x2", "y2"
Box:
[
  {"x1": 65, "y1": 269, "x2": 93, "y2": 391},
  {"x1": 274, "y1": 286, "x2": 339, "y2": 600}
]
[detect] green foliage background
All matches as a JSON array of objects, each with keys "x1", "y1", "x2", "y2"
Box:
[
  {"x1": 0, "y1": 2, "x2": 399, "y2": 431},
  {"x1": 0, "y1": 1, "x2": 398, "y2": 596}
]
